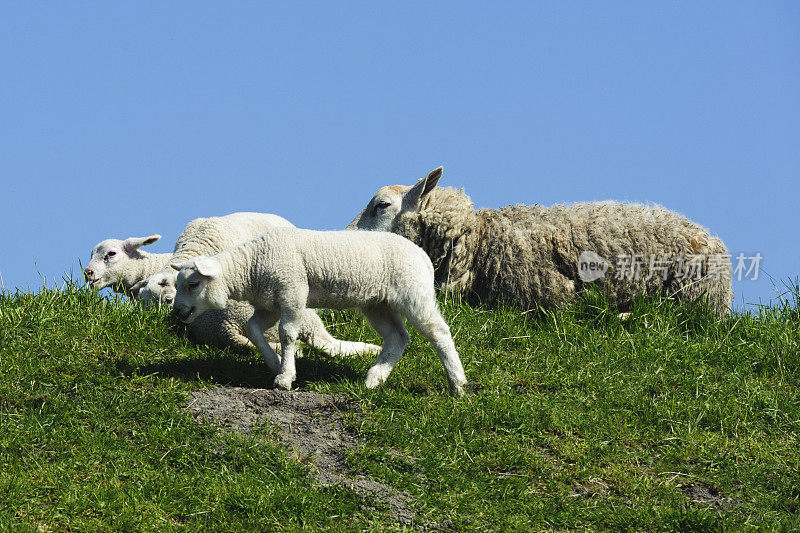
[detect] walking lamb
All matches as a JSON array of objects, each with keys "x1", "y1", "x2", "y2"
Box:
[
  {"x1": 347, "y1": 167, "x2": 733, "y2": 316},
  {"x1": 171, "y1": 228, "x2": 468, "y2": 395}
]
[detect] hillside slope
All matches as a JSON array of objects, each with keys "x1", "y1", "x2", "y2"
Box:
[{"x1": 0, "y1": 281, "x2": 798, "y2": 530}]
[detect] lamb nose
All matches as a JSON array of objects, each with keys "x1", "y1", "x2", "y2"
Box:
[{"x1": 84, "y1": 268, "x2": 94, "y2": 279}]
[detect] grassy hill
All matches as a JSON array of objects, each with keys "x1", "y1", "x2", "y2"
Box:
[{"x1": 0, "y1": 281, "x2": 798, "y2": 531}]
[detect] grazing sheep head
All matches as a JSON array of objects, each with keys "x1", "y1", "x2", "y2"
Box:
[
  {"x1": 346, "y1": 166, "x2": 442, "y2": 232},
  {"x1": 172, "y1": 256, "x2": 227, "y2": 323},
  {"x1": 137, "y1": 271, "x2": 178, "y2": 307},
  {"x1": 84, "y1": 235, "x2": 161, "y2": 290}
]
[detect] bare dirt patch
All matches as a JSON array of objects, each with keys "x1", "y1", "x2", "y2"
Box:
[
  {"x1": 185, "y1": 386, "x2": 421, "y2": 526},
  {"x1": 680, "y1": 482, "x2": 739, "y2": 509}
]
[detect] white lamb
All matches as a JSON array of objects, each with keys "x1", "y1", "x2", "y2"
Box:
[
  {"x1": 171, "y1": 228, "x2": 468, "y2": 395},
  {"x1": 84, "y1": 213, "x2": 380, "y2": 357}
]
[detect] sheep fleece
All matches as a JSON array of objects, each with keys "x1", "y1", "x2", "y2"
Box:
[{"x1": 393, "y1": 187, "x2": 733, "y2": 315}]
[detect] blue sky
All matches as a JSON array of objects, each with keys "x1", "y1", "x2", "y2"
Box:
[{"x1": 1, "y1": 2, "x2": 798, "y2": 311}]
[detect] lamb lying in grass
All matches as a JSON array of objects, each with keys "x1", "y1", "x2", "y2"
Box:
[
  {"x1": 172, "y1": 228, "x2": 468, "y2": 395},
  {"x1": 84, "y1": 213, "x2": 380, "y2": 357},
  {"x1": 131, "y1": 212, "x2": 379, "y2": 357}
]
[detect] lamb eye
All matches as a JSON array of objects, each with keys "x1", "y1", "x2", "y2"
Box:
[
  {"x1": 187, "y1": 280, "x2": 200, "y2": 290},
  {"x1": 105, "y1": 251, "x2": 117, "y2": 259}
]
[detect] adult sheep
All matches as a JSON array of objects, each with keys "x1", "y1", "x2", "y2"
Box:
[
  {"x1": 84, "y1": 212, "x2": 380, "y2": 356},
  {"x1": 346, "y1": 168, "x2": 733, "y2": 316}
]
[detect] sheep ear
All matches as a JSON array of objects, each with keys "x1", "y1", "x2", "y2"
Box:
[
  {"x1": 405, "y1": 166, "x2": 442, "y2": 209},
  {"x1": 194, "y1": 257, "x2": 220, "y2": 278},
  {"x1": 169, "y1": 262, "x2": 184, "y2": 271},
  {"x1": 424, "y1": 166, "x2": 443, "y2": 190},
  {"x1": 123, "y1": 234, "x2": 161, "y2": 252}
]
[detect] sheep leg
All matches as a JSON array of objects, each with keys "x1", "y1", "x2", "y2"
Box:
[
  {"x1": 298, "y1": 309, "x2": 382, "y2": 356},
  {"x1": 362, "y1": 306, "x2": 410, "y2": 389},
  {"x1": 246, "y1": 309, "x2": 282, "y2": 373},
  {"x1": 273, "y1": 308, "x2": 304, "y2": 390},
  {"x1": 405, "y1": 308, "x2": 467, "y2": 396}
]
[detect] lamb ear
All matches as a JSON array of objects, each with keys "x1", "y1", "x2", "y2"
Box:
[
  {"x1": 194, "y1": 257, "x2": 220, "y2": 278},
  {"x1": 405, "y1": 166, "x2": 442, "y2": 209},
  {"x1": 124, "y1": 234, "x2": 161, "y2": 252},
  {"x1": 169, "y1": 262, "x2": 184, "y2": 271},
  {"x1": 129, "y1": 279, "x2": 148, "y2": 299}
]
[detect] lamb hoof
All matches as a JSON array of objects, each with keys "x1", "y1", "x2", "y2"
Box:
[
  {"x1": 448, "y1": 376, "x2": 468, "y2": 397},
  {"x1": 272, "y1": 374, "x2": 294, "y2": 390},
  {"x1": 364, "y1": 367, "x2": 388, "y2": 389},
  {"x1": 449, "y1": 384, "x2": 466, "y2": 397}
]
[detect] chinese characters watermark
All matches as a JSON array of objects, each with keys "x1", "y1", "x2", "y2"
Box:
[
  {"x1": 733, "y1": 252, "x2": 762, "y2": 281},
  {"x1": 577, "y1": 252, "x2": 762, "y2": 282}
]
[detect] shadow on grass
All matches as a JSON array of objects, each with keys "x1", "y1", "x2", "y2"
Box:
[{"x1": 116, "y1": 348, "x2": 365, "y2": 389}]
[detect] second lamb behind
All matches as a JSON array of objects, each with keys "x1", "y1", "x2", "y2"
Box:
[{"x1": 172, "y1": 228, "x2": 468, "y2": 395}]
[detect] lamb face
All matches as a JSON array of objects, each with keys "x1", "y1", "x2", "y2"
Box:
[
  {"x1": 346, "y1": 167, "x2": 442, "y2": 231},
  {"x1": 84, "y1": 235, "x2": 161, "y2": 290},
  {"x1": 172, "y1": 257, "x2": 228, "y2": 323},
  {"x1": 138, "y1": 271, "x2": 178, "y2": 306}
]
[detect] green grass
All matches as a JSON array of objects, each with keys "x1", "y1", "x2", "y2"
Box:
[{"x1": 1, "y1": 280, "x2": 798, "y2": 531}]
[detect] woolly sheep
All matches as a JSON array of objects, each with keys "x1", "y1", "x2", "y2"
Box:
[
  {"x1": 346, "y1": 167, "x2": 733, "y2": 316},
  {"x1": 171, "y1": 228, "x2": 468, "y2": 395},
  {"x1": 85, "y1": 213, "x2": 380, "y2": 356}
]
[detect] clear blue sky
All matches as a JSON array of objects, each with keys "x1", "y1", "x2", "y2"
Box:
[{"x1": 2, "y1": 2, "x2": 798, "y2": 311}]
